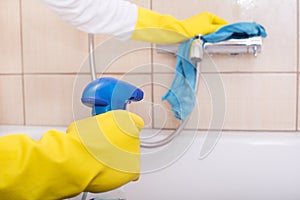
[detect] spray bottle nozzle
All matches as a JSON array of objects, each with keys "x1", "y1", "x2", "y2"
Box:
[{"x1": 81, "y1": 77, "x2": 144, "y2": 116}]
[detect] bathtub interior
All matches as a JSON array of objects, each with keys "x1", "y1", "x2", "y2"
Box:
[{"x1": 1, "y1": 126, "x2": 300, "y2": 200}]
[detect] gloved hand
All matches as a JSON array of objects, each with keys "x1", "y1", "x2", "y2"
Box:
[
  {"x1": 0, "y1": 110, "x2": 144, "y2": 200},
  {"x1": 66, "y1": 110, "x2": 144, "y2": 192},
  {"x1": 131, "y1": 7, "x2": 228, "y2": 44}
]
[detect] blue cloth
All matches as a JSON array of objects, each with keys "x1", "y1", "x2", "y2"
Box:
[
  {"x1": 162, "y1": 38, "x2": 197, "y2": 121},
  {"x1": 163, "y1": 22, "x2": 267, "y2": 121},
  {"x1": 201, "y1": 22, "x2": 267, "y2": 43}
]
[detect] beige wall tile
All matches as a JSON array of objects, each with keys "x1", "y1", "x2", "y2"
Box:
[
  {"x1": 0, "y1": 75, "x2": 24, "y2": 124},
  {"x1": 153, "y1": 73, "x2": 296, "y2": 130},
  {"x1": 93, "y1": 37, "x2": 152, "y2": 74},
  {"x1": 220, "y1": 74, "x2": 296, "y2": 130},
  {"x1": 22, "y1": 0, "x2": 88, "y2": 73},
  {"x1": 24, "y1": 75, "x2": 77, "y2": 126},
  {"x1": 152, "y1": 0, "x2": 297, "y2": 72},
  {"x1": 200, "y1": 73, "x2": 297, "y2": 130},
  {"x1": 130, "y1": 0, "x2": 150, "y2": 8},
  {"x1": 0, "y1": 0, "x2": 22, "y2": 74},
  {"x1": 153, "y1": 52, "x2": 177, "y2": 73}
]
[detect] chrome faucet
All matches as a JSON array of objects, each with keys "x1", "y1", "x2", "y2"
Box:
[{"x1": 156, "y1": 36, "x2": 263, "y2": 57}]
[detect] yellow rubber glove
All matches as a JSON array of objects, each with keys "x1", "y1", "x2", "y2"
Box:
[
  {"x1": 0, "y1": 110, "x2": 144, "y2": 200},
  {"x1": 131, "y1": 7, "x2": 228, "y2": 44}
]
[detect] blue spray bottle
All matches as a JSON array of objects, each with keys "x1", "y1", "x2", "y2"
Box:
[{"x1": 81, "y1": 77, "x2": 144, "y2": 116}]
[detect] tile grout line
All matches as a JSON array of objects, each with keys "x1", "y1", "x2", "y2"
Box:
[
  {"x1": 296, "y1": 0, "x2": 299, "y2": 131},
  {"x1": 150, "y1": 0, "x2": 154, "y2": 129},
  {"x1": 151, "y1": 46, "x2": 155, "y2": 129},
  {"x1": 14, "y1": 71, "x2": 300, "y2": 75},
  {"x1": 148, "y1": 127, "x2": 300, "y2": 133},
  {"x1": 19, "y1": 0, "x2": 26, "y2": 126},
  {"x1": 153, "y1": 71, "x2": 298, "y2": 74}
]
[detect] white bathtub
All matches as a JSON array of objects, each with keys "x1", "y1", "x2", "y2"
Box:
[{"x1": 1, "y1": 126, "x2": 300, "y2": 200}]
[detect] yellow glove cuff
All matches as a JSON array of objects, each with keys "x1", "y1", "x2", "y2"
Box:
[
  {"x1": 131, "y1": 7, "x2": 190, "y2": 44},
  {"x1": 131, "y1": 7, "x2": 228, "y2": 44}
]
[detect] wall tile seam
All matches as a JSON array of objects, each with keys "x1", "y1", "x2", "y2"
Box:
[
  {"x1": 21, "y1": 72, "x2": 154, "y2": 75},
  {"x1": 296, "y1": 0, "x2": 300, "y2": 130},
  {"x1": 146, "y1": 127, "x2": 300, "y2": 133},
  {"x1": 0, "y1": 73, "x2": 23, "y2": 76},
  {"x1": 19, "y1": 0, "x2": 25, "y2": 125},
  {"x1": 152, "y1": 72, "x2": 298, "y2": 75},
  {"x1": 5, "y1": 72, "x2": 298, "y2": 76}
]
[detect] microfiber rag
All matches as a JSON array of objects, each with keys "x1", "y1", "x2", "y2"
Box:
[
  {"x1": 162, "y1": 37, "x2": 197, "y2": 121},
  {"x1": 201, "y1": 22, "x2": 267, "y2": 43}
]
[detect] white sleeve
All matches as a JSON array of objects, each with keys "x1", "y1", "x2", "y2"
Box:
[{"x1": 40, "y1": 0, "x2": 138, "y2": 40}]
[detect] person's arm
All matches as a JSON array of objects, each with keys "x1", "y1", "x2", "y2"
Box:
[
  {"x1": 0, "y1": 110, "x2": 144, "y2": 200},
  {"x1": 41, "y1": 0, "x2": 138, "y2": 40},
  {"x1": 41, "y1": 0, "x2": 227, "y2": 44}
]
